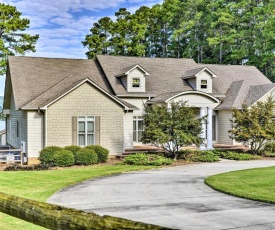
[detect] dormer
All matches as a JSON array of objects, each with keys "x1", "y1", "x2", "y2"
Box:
[
  {"x1": 116, "y1": 64, "x2": 150, "y2": 93},
  {"x1": 182, "y1": 67, "x2": 217, "y2": 94}
]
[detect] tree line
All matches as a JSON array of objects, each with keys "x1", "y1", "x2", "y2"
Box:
[{"x1": 83, "y1": 0, "x2": 275, "y2": 81}]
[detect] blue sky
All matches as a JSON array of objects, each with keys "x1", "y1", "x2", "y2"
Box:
[{"x1": 0, "y1": 0, "x2": 163, "y2": 96}]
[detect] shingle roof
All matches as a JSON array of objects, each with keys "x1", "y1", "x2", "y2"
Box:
[
  {"x1": 243, "y1": 83, "x2": 275, "y2": 106},
  {"x1": 148, "y1": 91, "x2": 185, "y2": 103},
  {"x1": 182, "y1": 67, "x2": 206, "y2": 79},
  {"x1": 7, "y1": 56, "x2": 136, "y2": 109},
  {"x1": 97, "y1": 55, "x2": 197, "y2": 95}
]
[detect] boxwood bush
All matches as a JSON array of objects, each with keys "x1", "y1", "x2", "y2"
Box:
[
  {"x1": 53, "y1": 150, "x2": 75, "y2": 167},
  {"x1": 123, "y1": 153, "x2": 173, "y2": 166},
  {"x1": 75, "y1": 148, "x2": 98, "y2": 165},
  {"x1": 185, "y1": 150, "x2": 219, "y2": 162},
  {"x1": 85, "y1": 145, "x2": 109, "y2": 163},
  {"x1": 39, "y1": 146, "x2": 63, "y2": 164},
  {"x1": 214, "y1": 150, "x2": 261, "y2": 160},
  {"x1": 64, "y1": 145, "x2": 81, "y2": 156}
]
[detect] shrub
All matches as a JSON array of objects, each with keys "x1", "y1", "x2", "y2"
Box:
[
  {"x1": 178, "y1": 149, "x2": 195, "y2": 159},
  {"x1": 264, "y1": 142, "x2": 275, "y2": 153},
  {"x1": 75, "y1": 148, "x2": 98, "y2": 165},
  {"x1": 214, "y1": 150, "x2": 261, "y2": 160},
  {"x1": 64, "y1": 145, "x2": 81, "y2": 156},
  {"x1": 4, "y1": 164, "x2": 51, "y2": 171},
  {"x1": 185, "y1": 150, "x2": 219, "y2": 162},
  {"x1": 39, "y1": 146, "x2": 63, "y2": 164},
  {"x1": 263, "y1": 152, "x2": 275, "y2": 157},
  {"x1": 53, "y1": 150, "x2": 75, "y2": 167},
  {"x1": 85, "y1": 145, "x2": 109, "y2": 163},
  {"x1": 123, "y1": 153, "x2": 173, "y2": 166}
]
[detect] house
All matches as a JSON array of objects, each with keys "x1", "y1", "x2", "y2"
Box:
[{"x1": 3, "y1": 55, "x2": 275, "y2": 163}]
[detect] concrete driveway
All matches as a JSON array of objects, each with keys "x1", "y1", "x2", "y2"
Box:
[{"x1": 47, "y1": 160, "x2": 275, "y2": 229}]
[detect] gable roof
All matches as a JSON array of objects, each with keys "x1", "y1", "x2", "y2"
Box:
[
  {"x1": 97, "y1": 55, "x2": 197, "y2": 95},
  {"x1": 6, "y1": 56, "x2": 136, "y2": 110},
  {"x1": 116, "y1": 64, "x2": 150, "y2": 77},
  {"x1": 182, "y1": 67, "x2": 217, "y2": 79}
]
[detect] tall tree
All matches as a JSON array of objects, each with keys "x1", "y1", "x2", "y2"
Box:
[{"x1": 0, "y1": 3, "x2": 39, "y2": 75}]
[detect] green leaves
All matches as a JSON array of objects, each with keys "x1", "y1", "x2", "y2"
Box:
[
  {"x1": 229, "y1": 97, "x2": 275, "y2": 154},
  {"x1": 0, "y1": 3, "x2": 39, "y2": 75},
  {"x1": 142, "y1": 101, "x2": 202, "y2": 160}
]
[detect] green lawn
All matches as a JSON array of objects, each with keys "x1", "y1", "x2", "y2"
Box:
[
  {"x1": 205, "y1": 166, "x2": 275, "y2": 203},
  {"x1": 0, "y1": 165, "x2": 158, "y2": 230}
]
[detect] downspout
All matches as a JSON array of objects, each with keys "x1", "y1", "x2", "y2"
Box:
[{"x1": 38, "y1": 107, "x2": 46, "y2": 148}]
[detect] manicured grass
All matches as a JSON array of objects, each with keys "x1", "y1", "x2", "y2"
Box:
[
  {"x1": 205, "y1": 166, "x2": 275, "y2": 204},
  {"x1": 0, "y1": 164, "x2": 158, "y2": 230}
]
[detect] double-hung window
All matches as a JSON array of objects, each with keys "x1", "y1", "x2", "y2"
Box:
[
  {"x1": 78, "y1": 116, "x2": 95, "y2": 146},
  {"x1": 132, "y1": 78, "x2": 140, "y2": 88},
  {"x1": 200, "y1": 80, "x2": 207, "y2": 89},
  {"x1": 133, "y1": 116, "x2": 143, "y2": 142}
]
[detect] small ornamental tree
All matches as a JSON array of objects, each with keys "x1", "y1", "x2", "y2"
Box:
[
  {"x1": 229, "y1": 97, "x2": 275, "y2": 155},
  {"x1": 142, "y1": 101, "x2": 202, "y2": 160}
]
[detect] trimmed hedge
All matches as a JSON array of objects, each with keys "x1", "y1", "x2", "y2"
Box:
[
  {"x1": 53, "y1": 150, "x2": 75, "y2": 167},
  {"x1": 185, "y1": 150, "x2": 219, "y2": 162},
  {"x1": 75, "y1": 148, "x2": 98, "y2": 165},
  {"x1": 214, "y1": 150, "x2": 261, "y2": 160},
  {"x1": 39, "y1": 146, "x2": 63, "y2": 164},
  {"x1": 4, "y1": 164, "x2": 52, "y2": 171},
  {"x1": 123, "y1": 153, "x2": 173, "y2": 166},
  {"x1": 64, "y1": 145, "x2": 81, "y2": 156},
  {"x1": 85, "y1": 145, "x2": 109, "y2": 163}
]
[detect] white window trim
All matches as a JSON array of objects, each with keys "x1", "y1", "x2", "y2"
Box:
[
  {"x1": 77, "y1": 116, "x2": 95, "y2": 147},
  {"x1": 132, "y1": 78, "x2": 141, "y2": 88},
  {"x1": 200, "y1": 79, "x2": 208, "y2": 90}
]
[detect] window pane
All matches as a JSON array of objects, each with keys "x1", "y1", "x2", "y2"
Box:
[
  {"x1": 78, "y1": 134, "x2": 85, "y2": 146},
  {"x1": 87, "y1": 116, "x2": 94, "y2": 121},
  {"x1": 132, "y1": 78, "x2": 140, "y2": 87},
  {"x1": 133, "y1": 121, "x2": 136, "y2": 131},
  {"x1": 133, "y1": 131, "x2": 136, "y2": 142},
  {"x1": 138, "y1": 121, "x2": 143, "y2": 131},
  {"x1": 138, "y1": 131, "x2": 143, "y2": 142},
  {"x1": 78, "y1": 122, "x2": 85, "y2": 133},
  {"x1": 87, "y1": 121, "x2": 94, "y2": 133},
  {"x1": 87, "y1": 134, "x2": 94, "y2": 145}
]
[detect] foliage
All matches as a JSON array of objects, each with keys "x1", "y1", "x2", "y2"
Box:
[
  {"x1": 184, "y1": 151, "x2": 219, "y2": 162},
  {"x1": 64, "y1": 145, "x2": 81, "y2": 156},
  {"x1": 75, "y1": 148, "x2": 98, "y2": 165},
  {"x1": 4, "y1": 164, "x2": 51, "y2": 171},
  {"x1": 39, "y1": 146, "x2": 62, "y2": 165},
  {"x1": 85, "y1": 145, "x2": 109, "y2": 163},
  {"x1": 205, "y1": 167, "x2": 275, "y2": 204},
  {"x1": 83, "y1": 0, "x2": 275, "y2": 81},
  {"x1": 214, "y1": 151, "x2": 261, "y2": 161},
  {"x1": 142, "y1": 101, "x2": 202, "y2": 160},
  {"x1": 177, "y1": 149, "x2": 196, "y2": 159},
  {"x1": 263, "y1": 152, "x2": 275, "y2": 157},
  {"x1": 229, "y1": 97, "x2": 275, "y2": 154},
  {"x1": 53, "y1": 150, "x2": 75, "y2": 167},
  {"x1": 263, "y1": 142, "x2": 275, "y2": 153},
  {"x1": 0, "y1": 3, "x2": 39, "y2": 75},
  {"x1": 123, "y1": 153, "x2": 173, "y2": 166}
]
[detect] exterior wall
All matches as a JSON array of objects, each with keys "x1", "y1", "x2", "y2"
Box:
[
  {"x1": 46, "y1": 82, "x2": 125, "y2": 155},
  {"x1": 168, "y1": 93, "x2": 219, "y2": 109},
  {"x1": 0, "y1": 133, "x2": 6, "y2": 145},
  {"x1": 123, "y1": 111, "x2": 133, "y2": 149},
  {"x1": 27, "y1": 111, "x2": 43, "y2": 158},
  {"x1": 188, "y1": 78, "x2": 196, "y2": 89},
  {"x1": 217, "y1": 110, "x2": 233, "y2": 145},
  {"x1": 122, "y1": 98, "x2": 148, "y2": 115},
  {"x1": 127, "y1": 69, "x2": 146, "y2": 92},
  {"x1": 6, "y1": 94, "x2": 27, "y2": 150},
  {"x1": 196, "y1": 71, "x2": 213, "y2": 93}
]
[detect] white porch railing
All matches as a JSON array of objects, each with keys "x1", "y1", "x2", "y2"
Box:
[{"x1": 0, "y1": 148, "x2": 24, "y2": 165}]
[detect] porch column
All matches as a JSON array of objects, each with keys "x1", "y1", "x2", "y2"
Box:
[
  {"x1": 207, "y1": 107, "x2": 214, "y2": 150},
  {"x1": 199, "y1": 107, "x2": 207, "y2": 150}
]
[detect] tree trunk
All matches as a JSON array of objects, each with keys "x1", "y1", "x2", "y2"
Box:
[{"x1": 0, "y1": 192, "x2": 169, "y2": 230}]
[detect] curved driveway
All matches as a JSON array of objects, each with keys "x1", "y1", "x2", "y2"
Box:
[{"x1": 48, "y1": 160, "x2": 275, "y2": 229}]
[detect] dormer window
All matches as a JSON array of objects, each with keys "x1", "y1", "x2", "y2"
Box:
[
  {"x1": 132, "y1": 78, "x2": 140, "y2": 88},
  {"x1": 201, "y1": 80, "x2": 207, "y2": 89}
]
